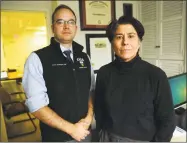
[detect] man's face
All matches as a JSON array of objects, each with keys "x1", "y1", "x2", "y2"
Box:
[
  {"x1": 112, "y1": 24, "x2": 140, "y2": 62},
  {"x1": 52, "y1": 8, "x2": 77, "y2": 44}
]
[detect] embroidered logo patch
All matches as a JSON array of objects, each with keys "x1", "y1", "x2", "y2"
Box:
[{"x1": 77, "y1": 58, "x2": 84, "y2": 67}]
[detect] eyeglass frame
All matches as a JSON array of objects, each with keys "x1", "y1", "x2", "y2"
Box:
[{"x1": 53, "y1": 19, "x2": 76, "y2": 26}]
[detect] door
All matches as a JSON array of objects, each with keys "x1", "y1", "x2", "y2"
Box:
[{"x1": 1, "y1": 11, "x2": 48, "y2": 74}]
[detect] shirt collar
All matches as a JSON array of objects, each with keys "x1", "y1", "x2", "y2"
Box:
[{"x1": 60, "y1": 44, "x2": 73, "y2": 53}]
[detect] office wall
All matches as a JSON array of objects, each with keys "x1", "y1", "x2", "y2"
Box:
[
  {"x1": 56, "y1": 1, "x2": 139, "y2": 53},
  {"x1": 1, "y1": 11, "x2": 48, "y2": 72},
  {"x1": 1, "y1": 1, "x2": 53, "y2": 42},
  {"x1": 1, "y1": 1, "x2": 138, "y2": 72},
  {"x1": 1, "y1": 1, "x2": 53, "y2": 72},
  {"x1": 1, "y1": 35, "x2": 7, "y2": 71}
]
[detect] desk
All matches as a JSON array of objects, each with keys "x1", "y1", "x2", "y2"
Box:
[
  {"x1": 1, "y1": 72, "x2": 23, "y2": 83},
  {"x1": 171, "y1": 126, "x2": 186, "y2": 142},
  {"x1": 7, "y1": 72, "x2": 23, "y2": 80},
  {"x1": 171, "y1": 103, "x2": 187, "y2": 142}
]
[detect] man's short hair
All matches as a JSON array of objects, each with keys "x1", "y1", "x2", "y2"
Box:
[{"x1": 52, "y1": 4, "x2": 77, "y2": 24}]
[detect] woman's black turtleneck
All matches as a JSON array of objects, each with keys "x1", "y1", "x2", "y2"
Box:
[
  {"x1": 94, "y1": 54, "x2": 176, "y2": 141},
  {"x1": 114, "y1": 54, "x2": 140, "y2": 71}
]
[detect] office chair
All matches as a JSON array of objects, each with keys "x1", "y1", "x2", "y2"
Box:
[
  {"x1": 175, "y1": 107, "x2": 187, "y2": 131},
  {"x1": 0, "y1": 86, "x2": 37, "y2": 139},
  {"x1": 180, "y1": 110, "x2": 186, "y2": 131}
]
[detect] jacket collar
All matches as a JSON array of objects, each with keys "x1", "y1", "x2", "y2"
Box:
[{"x1": 50, "y1": 37, "x2": 84, "y2": 54}]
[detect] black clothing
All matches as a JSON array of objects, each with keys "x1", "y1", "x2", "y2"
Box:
[
  {"x1": 94, "y1": 55, "x2": 176, "y2": 142},
  {"x1": 98, "y1": 130, "x2": 142, "y2": 142},
  {"x1": 67, "y1": 133, "x2": 92, "y2": 142},
  {"x1": 108, "y1": 131, "x2": 143, "y2": 142},
  {"x1": 35, "y1": 37, "x2": 91, "y2": 141}
]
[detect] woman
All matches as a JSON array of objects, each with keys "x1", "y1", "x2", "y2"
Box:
[{"x1": 94, "y1": 16, "x2": 176, "y2": 142}]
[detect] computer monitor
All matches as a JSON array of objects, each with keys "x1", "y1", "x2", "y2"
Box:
[{"x1": 168, "y1": 73, "x2": 186, "y2": 108}]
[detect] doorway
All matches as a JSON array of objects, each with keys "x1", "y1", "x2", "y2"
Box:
[{"x1": 1, "y1": 11, "x2": 48, "y2": 74}]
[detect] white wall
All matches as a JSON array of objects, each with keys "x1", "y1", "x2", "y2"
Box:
[
  {"x1": 1, "y1": 0, "x2": 139, "y2": 53},
  {"x1": 1, "y1": 0, "x2": 139, "y2": 66},
  {"x1": 56, "y1": 1, "x2": 139, "y2": 53},
  {"x1": 56, "y1": 0, "x2": 103, "y2": 53},
  {"x1": 1, "y1": 35, "x2": 7, "y2": 71},
  {"x1": 184, "y1": 3, "x2": 186, "y2": 72}
]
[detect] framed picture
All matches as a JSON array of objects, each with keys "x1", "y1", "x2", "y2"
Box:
[
  {"x1": 79, "y1": 0, "x2": 116, "y2": 30},
  {"x1": 123, "y1": 3, "x2": 133, "y2": 17},
  {"x1": 86, "y1": 34, "x2": 114, "y2": 73}
]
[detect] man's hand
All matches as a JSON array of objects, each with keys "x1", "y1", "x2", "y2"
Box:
[
  {"x1": 78, "y1": 115, "x2": 93, "y2": 130},
  {"x1": 69, "y1": 122, "x2": 90, "y2": 141}
]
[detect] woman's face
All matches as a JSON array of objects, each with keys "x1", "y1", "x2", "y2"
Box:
[{"x1": 112, "y1": 24, "x2": 140, "y2": 62}]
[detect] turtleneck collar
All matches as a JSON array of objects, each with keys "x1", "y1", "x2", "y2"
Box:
[{"x1": 114, "y1": 54, "x2": 141, "y2": 72}]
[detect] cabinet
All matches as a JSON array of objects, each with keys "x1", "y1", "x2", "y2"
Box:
[{"x1": 139, "y1": 1, "x2": 186, "y2": 77}]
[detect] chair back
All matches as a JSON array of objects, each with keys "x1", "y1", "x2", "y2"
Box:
[{"x1": 0, "y1": 87, "x2": 11, "y2": 104}]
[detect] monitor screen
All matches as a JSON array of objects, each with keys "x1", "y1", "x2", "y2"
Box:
[{"x1": 168, "y1": 73, "x2": 186, "y2": 108}]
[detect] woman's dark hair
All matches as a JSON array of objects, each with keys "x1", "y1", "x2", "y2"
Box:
[
  {"x1": 52, "y1": 4, "x2": 77, "y2": 24},
  {"x1": 106, "y1": 16, "x2": 145, "y2": 42}
]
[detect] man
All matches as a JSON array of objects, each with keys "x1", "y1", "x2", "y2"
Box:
[{"x1": 23, "y1": 4, "x2": 94, "y2": 142}]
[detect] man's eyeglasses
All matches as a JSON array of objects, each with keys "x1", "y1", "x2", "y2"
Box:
[{"x1": 54, "y1": 19, "x2": 76, "y2": 26}]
